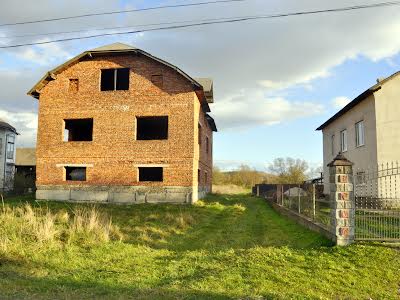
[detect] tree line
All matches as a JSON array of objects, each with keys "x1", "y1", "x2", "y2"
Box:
[{"x1": 213, "y1": 157, "x2": 322, "y2": 188}]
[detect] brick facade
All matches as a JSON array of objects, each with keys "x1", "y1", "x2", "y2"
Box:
[{"x1": 30, "y1": 45, "x2": 215, "y2": 203}]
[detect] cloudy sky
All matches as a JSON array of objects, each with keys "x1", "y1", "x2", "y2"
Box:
[{"x1": 1, "y1": 0, "x2": 400, "y2": 171}]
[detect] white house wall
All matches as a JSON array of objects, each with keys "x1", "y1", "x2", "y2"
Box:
[{"x1": 322, "y1": 94, "x2": 378, "y2": 194}]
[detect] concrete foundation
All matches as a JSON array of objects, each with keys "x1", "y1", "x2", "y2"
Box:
[
  {"x1": 198, "y1": 187, "x2": 210, "y2": 200},
  {"x1": 36, "y1": 185, "x2": 199, "y2": 204}
]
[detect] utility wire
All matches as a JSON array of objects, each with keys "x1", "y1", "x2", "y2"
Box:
[
  {"x1": 0, "y1": 0, "x2": 245, "y2": 27},
  {"x1": 1, "y1": 0, "x2": 399, "y2": 40},
  {"x1": 0, "y1": 16, "x2": 251, "y2": 40},
  {"x1": 0, "y1": 1, "x2": 399, "y2": 49}
]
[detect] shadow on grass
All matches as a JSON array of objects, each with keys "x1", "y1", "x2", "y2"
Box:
[{"x1": 0, "y1": 271, "x2": 234, "y2": 299}]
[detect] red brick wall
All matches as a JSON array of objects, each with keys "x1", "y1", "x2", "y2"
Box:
[
  {"x1": 36, "y1": 54, "x2": 209, "y2": 188},
  {"x1": 198, "y1": 110, "x2": 213, "y2": 191}
]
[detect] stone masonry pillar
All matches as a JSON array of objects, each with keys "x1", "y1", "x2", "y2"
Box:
[{"x1": 328, "y1": 153, "x2": 355, "y2": 246}]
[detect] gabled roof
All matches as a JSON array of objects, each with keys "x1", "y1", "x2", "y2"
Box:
[
  {"x1": 0, "y1": 119, "x2": 18, "y2": 134},
  {"x1": 316, "y1": 71, "x2": 400, "y2": 131},
  {"x1": 27, "y1": 42, "x2": 212, "y2": 112},
  {"x1": 16, "y1": 148, "x2": 36, "y2": 166}
]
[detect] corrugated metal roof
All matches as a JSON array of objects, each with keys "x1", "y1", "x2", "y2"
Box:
[
  {"x1": 316, "y1": 71, "x2": 400, "y2": 131},
  {"x1": 16, "y1": 148, "x2": 36, "y2": 166}
]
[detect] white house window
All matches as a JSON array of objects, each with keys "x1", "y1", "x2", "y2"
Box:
[
  {"x1": 355, "y1": 120, "x2": 365, "y2": 147},
  {"x1": 6, "y1": 135, "x2": 15, "y2": 159},
  {"x1": 356, "y1": 171, "x2": 366, "y2": 185},
  {"x1": 331, "y1": 135, "x2": 335, "y2": 156},
  {"x1": 340, "y1": 129, "x2": 347, "y2": 152}
]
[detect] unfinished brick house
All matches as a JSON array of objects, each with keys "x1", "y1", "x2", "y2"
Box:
[{"x1": 28, "y1": 43, "x2": 216, "y2": 203}]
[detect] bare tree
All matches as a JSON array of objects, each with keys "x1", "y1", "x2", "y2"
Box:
[{"x1": 268, "y1": 157, "x2": 309, "y2": 184}]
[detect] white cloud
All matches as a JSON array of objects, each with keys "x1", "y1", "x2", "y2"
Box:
[
  {"x1": 258, "y1": 70, "x2": 330, "y2": 93},
  {"x1": 332, "y1": 96, "x2": 350, "y2": 109},
  {"x1": 14, "y1": 40, "x2": 72, "y2": 65},
  {"x1": 213, "y1": 89, "x2": 324, "y2": 129},
  {"x1": 1, "y1": 0, "x2": 400, "y2": 137},
  {"x1": 0, "y1": 110, "x2": 37, "y2": 147}
]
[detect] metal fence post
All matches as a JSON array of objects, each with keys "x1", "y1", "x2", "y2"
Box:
[
  {"x1": 312, "y1": 184, "x2": 316, "y2": 220},
  {"x1": 298, "y1": 184, "x2": 301, "y2": 214}
]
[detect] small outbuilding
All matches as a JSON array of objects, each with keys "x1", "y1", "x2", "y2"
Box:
[{"x1": 0, "y1": 120, "x2": 18, "y2": 191}]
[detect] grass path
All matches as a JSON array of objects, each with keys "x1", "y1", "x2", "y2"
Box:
[{"x1": 0, "y1": 194, "x2": 399, "y2": 299}]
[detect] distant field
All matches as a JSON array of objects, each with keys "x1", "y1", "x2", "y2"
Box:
[
  {"x1": 212, "y1": 184, "x2": 250, "y2": 194},
  {"x1": 0, "y1": 194, "x2": 399, "y2": 299}
]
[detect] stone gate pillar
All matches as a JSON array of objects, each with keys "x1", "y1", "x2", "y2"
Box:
[{"x1": 328, "y1": 153, "x2": 355, "y2": 246}]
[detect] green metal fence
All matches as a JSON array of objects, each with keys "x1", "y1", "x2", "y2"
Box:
[
  {"x1": 276, "y1": 183, "x2": 332, "y2": 229},
  {"x1": 355, "y1": 163, "x2": 400, "y2": 241}
]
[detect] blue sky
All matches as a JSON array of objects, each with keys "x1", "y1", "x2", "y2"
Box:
[
  {"x1": 1, "y1": 0, "x2": 400, "y2": 172},
  {"x1": 215, "y1": 54, "x2": 400, "y2": 170}
]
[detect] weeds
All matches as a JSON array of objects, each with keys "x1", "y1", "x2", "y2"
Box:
[{"x1": 0, "y1": 203, "x2": 123, "y2": 252}]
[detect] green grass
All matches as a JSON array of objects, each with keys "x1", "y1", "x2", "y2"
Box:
[{"x1": 0, "y1": 194, "x2": 400, "y2": 299}]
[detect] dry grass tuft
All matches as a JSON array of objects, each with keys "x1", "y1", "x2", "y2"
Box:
[
  {"x1": 0, "y1": 203, "x2": 123, "y2": 251},
  {"x1": 212, "y1": 184, "x2": 250, "y2": 195}
]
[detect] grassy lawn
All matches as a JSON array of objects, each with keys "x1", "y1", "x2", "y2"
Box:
[{"x1": 0, "y1": 194, "x2": 399, "y2": 299}]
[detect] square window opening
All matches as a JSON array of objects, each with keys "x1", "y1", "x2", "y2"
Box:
[
  {"x1": 136, "y1": 116, "x2": 168, "y2": 140},
  {"x1": 101, "y1": 68, "x2": 129, "y2": 91},
  {"x1": 65, "y1": 166, "x2": 86, "y2": 181},
  {"x1": 64, "y1": 118, "x2": 93, "y2": 141},
  {"x1": 138, "y1": 167, "x2": 163, "y2": 182}
]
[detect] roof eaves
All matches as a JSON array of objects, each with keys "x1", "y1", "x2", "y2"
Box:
[
  {"x1": 316, "y1": 70, "x2": 400, "y2": 131},
  {"x1": 27, "y1": 51, "x2": 90, "y2": 97},
  {"x1": 206, "y1": 114, "x2": 217, "y2": 132},
  {"x1": 316, "y1": 86, "x2": 379, "y2": 131}
]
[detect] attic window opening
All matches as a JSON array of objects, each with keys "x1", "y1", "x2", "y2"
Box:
[
  {"x1": 65, "y1": 166, "x2": 86, "y2": 181},
  {"x1": 136, "y1": 116, "x2": 168, "y2": 140},
  {"x1": 151, "y1": 74, "x2": 163, "y2": 87},
  {"x1": 69, "y1": 79, "x2": 79, "y2": 92},
  {"x1": 64, "y1": 119, "x2": 93, "y2": 142},
  {"x1": 100, "y1": 68, "x2": 129, "y2": 91},
  {"x1": 138, "y1": 167, "x2": 163, "y2": 182}
]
